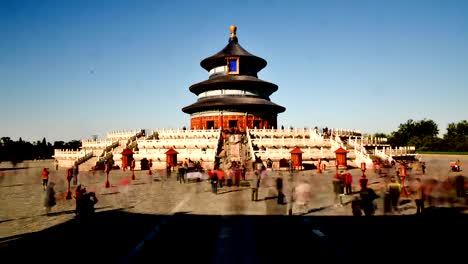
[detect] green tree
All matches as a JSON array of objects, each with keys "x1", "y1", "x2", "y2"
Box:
[
  {"x1": 387, "y1": 119, "x2": 439, "y2": 149},
  {"x1": 443, "y1": 120, "x2": 468, "y2": 151},
  {"x1": 372, "y1": 133, "x2": 388, "y2": 138}
]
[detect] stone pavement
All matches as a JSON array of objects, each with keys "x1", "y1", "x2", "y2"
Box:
[
  {"x1": 1, "y1": 158, "x2": 468, "y2": 263},
  {"x1": 2, "y1": 157, "x2": 468, "y2": 239}
]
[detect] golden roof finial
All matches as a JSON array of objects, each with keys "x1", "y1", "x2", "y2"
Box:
[{"x1": 230, "y1": 25, "x2": 237, "y2": 38}]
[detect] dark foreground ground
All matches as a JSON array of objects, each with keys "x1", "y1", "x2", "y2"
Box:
[{"x1": 1, "y1": 207, "x2": 467, "y2": 264}]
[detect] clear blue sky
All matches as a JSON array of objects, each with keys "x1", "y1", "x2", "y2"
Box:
[{"x1": 1, "y1": 0, "x2": 467, "y2": 142}]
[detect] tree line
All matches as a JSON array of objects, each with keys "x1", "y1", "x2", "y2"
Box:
[
  {"x1": 0, "y1": 137, "x2": 81, "y2": 165},
  {"x1": 1, "y1": 119, "x2": 466, "y2": 164},
  {"x1": 372, "y1": 119, "x2": 468, "y2": 152}
]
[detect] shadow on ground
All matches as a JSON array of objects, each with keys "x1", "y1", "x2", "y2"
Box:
[{"x1": 1, "y1": 207, "x2": 467, "y2": 263}]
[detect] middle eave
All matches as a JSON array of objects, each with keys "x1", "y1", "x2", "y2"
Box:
[{"x1": 189, "y1": 75, "x2": 278, "y2": 96}]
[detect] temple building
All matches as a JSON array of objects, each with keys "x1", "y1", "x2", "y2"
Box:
[
  {"x1": 53, "y1": 25, "x2": 414, "y2": 172},
  {"x1": 182, "y1": 25, "x2": 285, "y2": 131}
]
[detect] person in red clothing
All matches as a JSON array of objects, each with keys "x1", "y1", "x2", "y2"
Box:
[
  {"x1": 75, "y1": 184, "x2": 98, "y2": 217},
  {"x1": 217, "y1": 169, "x2": 225, "y2": 188},
  {"x1": 332, "y1": 172, "x2": 344, "y2": 205},
  {"x1": 359, "y1": 174, "x2": 368, "y2": 191},
  {"x1": 74, "y1": 184, "x2": 86, "y2": 215},
  {"x1": 41, "y1": 167, "x2": 49, "y2": 190},
  {"x1": 344, "y1": 171, "x2": 353, "y2": 195}
]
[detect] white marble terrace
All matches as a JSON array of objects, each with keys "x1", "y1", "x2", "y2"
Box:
[
  {"x1": 54, "y1": 127, "x2": 416, "y2": 170},
  {"x1": 106, "y1": 130, "x2": 142, "y2": 141}
]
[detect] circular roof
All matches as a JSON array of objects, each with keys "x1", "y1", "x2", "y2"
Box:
[
  {"x1": 200, "y1": 27, "x2": 267, "y2": 72},
  {"x1": 189, "y1": 75, "x2": 278, "y2": 95},
  {"x1": 182, "y1": 96, "x2": 285, "y2": 114}
]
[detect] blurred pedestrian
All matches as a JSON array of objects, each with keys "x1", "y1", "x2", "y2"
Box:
[
  {"x1": 166, "y1": 162, "x2": 172, "y2": 177},
  {"x1": 292, "y1": 179, "x2": 312, "y2": 215},
  {"x1": 210, "y1": 172, "x2": 219, "y2": 194},
  {"x1": 41, "y1": 167, "x2": 49, "y2": 191},
  {"x1": 333, "y1": 172, "x2": 344, "y2": 206},
  {"x1": 179, "y1": 164, "x2": 186, "y2": 184},
  {"x1": 148, "y1": 159, "x2": 153, "y2": 175},
  {"x1": 359, "y1": 174, "x2": 368, "y2": 191},
  {"x1": 276, "y1": 176, "x2": 284, "y2": 204},
  {"x1": 251, "y1": 171, "x2": 260, "y2": 201},
  {"x1": 410, "y1": 178, "x2": 425, "y2": 214},
  {"x1": 241, "y1": 164, "x2": 246, "y2": 181},
  {"x1": 217, "y1": 169, "x2": 225, "y2": 188},
  {"x1": 44, "y1": 182, "x2": 56, "y2": 214},
  {"x1": 344, "y1": 171, "x2": 353, "y2": 195},
  {"x1": 455, "y1": 175, "x2": 465, "y2": 198},
  {"x1": 72, "y1": 164, "x2": 79, "y2": 185},
  {"x1": 74, "y1": 184, "x2": 85, "y2": 215},
  {"x1": 456, "y1": 160, "x2": 462, "y2": 172},
  {"x1": 387, "y1": 176, "x2": 402, "y2": 213},
  {"x1": 352, "y1": 196, "x2": 362, "y2": 216},
  {"x1": 359, "y1": 187, "x2": 379, "y2": 216},
  {"x1": 75, "y1": 185, "x2": 98, "y2": 217}
]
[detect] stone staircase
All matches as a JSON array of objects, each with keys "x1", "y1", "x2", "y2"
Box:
[
  {"x1": 79, "y1": 156, "x2": 99, "y2": 171},
  {"x1": 218, "y1": 133, "x2": 253, "y2": 176}
]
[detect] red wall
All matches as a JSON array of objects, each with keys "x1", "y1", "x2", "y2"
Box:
[{"x1": 191, "y1": 114, "x2": 277, "y2": 130}]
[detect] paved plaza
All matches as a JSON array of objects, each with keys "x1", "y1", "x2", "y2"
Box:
[{"x1": 1, "y1": 156, "x2": 467, "y2": 263}]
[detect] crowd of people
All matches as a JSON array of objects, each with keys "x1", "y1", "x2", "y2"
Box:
[{"x1": 40, "y1": 156, "x2": 466, "y2": 217}]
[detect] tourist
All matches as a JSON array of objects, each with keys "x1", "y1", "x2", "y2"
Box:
[
  {"x1": 387, "y1": 176, "x2": 402, "y2": 213},
  {"x1": 75, "y1": 185, "x2": 98, "y2": 217},
  {"x1": 374, "y1": 162, "x2": 381, "y2": 175},
  {"x1": 344, "y1": 171, "x2": 353, "y2": 195},
  {"x1": 217, "y1": 169, "x2": 225, "y2": 188},
  {"x1": 266, "y1": 158, "x2": 273, "y2": 169},
  {"x1": 455, "y1": 175, "x2": 465, "y2": 199},
  {"x1": 44, "y1": 182, "x2": 56, "y2": 214},
  {"x1": 241, "y1": 164, "x2": 246, "y2": 181},
  {"x1": 252, "y1": 171, "x2": 260, "y2": 201},
  {"x1": 41, "y1": 167, "x2": 49, "y2": 191},
  {"x1": 177, "y1": 163, "x2": 186, "y2": 184},
  {"x1": 72, "y1": 164, "x2": 79, "y2": 185},
  {"x1": 456, "y1": 160, "x2": 462, "y2": 172},
  {"x1": 421, "y1": 162, "x2": 426, "y2": 175},
  {"x1": 166, "y1": 162, "x2": 172, "y2": 177},
  {"x1": 351, "y1": 196, "x2": 362, "y2": 216},
  {"x1": 359, "y1": 174, "x2": 368, "y2": 191},
  {"x1": 105, "y1": 162, "x2": 112, "y2": 177},
  {"x1": 276, "y1": 176, "x2": 284, "y2": 204},
  {"x1": 320, "y1": 162, "x2": 326, "y2": 172},
  {"x1": 332, "y1": 172, "x2": 345, "y2": 206},
  {"x1": 210, "y1": 172, "x2": 219, "y2": 194},
  {"x1": 74, "y1": 184, "x2": 86, "y2": 215},
  {"x1": 410, "y1": 178, "x2": 425, "y2": 214},
  {"x1": 251, "y1": 171, "x2": 260, "y2": 201},
  {"x1": 148, "y1": 159, "x2": 153, "y2": 175},
  {"x1": 234, "y1": 166, "x2": 241, "y2": 187},
  {"x1": 291, "y1": 178, "x2": 312, "y2": 215},
  {"x1": 359, "y1": 187, "x2": 379, "y2": 216}
]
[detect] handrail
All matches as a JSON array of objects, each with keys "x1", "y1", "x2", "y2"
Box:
[
  {"x1": 75, "y1": 151, "x2": 94, "y2": 166},
  {"x1": 245, "y1": 128, "x2": 257, "y2": 161}
]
